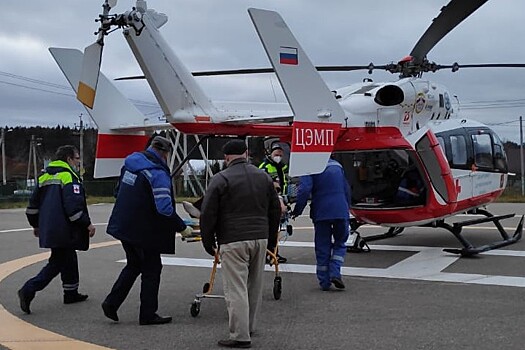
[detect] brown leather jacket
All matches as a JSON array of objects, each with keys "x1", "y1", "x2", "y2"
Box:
[{"x1": 200, "y1": 158, "x2": 281, "y2": 251}]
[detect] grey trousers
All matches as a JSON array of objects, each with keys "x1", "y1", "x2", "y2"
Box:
[{"x1": 220, "y1": 239, "x2": 267, "y2": 342}]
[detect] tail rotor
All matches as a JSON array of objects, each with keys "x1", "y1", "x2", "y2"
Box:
[{"x1": 77, "y1": 0, "x2": 118, "y2": 109}]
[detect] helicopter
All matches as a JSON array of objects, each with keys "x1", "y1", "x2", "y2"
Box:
[{"x1": 50, "y1": 0, "x2": 523, "y2": 256}]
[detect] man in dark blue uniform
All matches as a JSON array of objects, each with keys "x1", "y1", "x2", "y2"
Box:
[
  {"x1": 101, "y1": 136, "x2": 191, "y2": 325},
  {"x1": 19, "y1": 145, "x2": 96, "y2": 314},
  {"x1": 292, "y1": 157, "x2": 351, "y2": 291}
]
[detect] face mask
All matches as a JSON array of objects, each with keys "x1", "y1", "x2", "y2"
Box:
[{"x1": 272, "y1": 156, "x2": 282, "y2": 164}]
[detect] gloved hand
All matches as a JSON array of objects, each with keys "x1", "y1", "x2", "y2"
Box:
[
  {"x1": 267, "y1": 245, "x2": 276, "y2": 254},
  {"x1": 204, "y1": 244, "x2": 217, "y2": 257},
  {"x1": 180, "y1": 226, "x2": 194, "y2": 239}
]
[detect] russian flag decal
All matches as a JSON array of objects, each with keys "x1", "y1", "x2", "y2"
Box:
[{"x1": 279, "y1": 46, "x2": 298, "y2": 65}]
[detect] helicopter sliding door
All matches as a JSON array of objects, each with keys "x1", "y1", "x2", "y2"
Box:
[{"x1": 333, "y1": 149, "x2": 428, "y2": 208}]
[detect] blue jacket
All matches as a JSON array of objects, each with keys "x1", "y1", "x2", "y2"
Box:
[
  {"x1": 292, "y1": 159, "x2": 350, "y2": 222},
  {"x1": 107, "y1": 148, "x2": 186, "y2": 254},
  {"x1": 26, "y1": 160, "x2": 92, "y2": 250}
]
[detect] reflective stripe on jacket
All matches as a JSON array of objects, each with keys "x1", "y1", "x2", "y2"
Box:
[
  {"x1": 107, "y1": 149, "x2": 186, "y2": 254},
  {"x1": 25, "y1": 160, "x2": 91, "y2": 250},
  {"x1": 259, "y1": 159, "x2": 289, "y2": 195}
]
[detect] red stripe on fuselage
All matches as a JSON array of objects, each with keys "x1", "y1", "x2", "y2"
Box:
[
  {"x1": 173, "y1": 123, "x2": 293, "y2": 140},
  {"x1": 96, "y1": 134, "x2": 150, "y2": 159},
  {"x1": 352, "y1": 189, "x2": 503, "y2": 226}
]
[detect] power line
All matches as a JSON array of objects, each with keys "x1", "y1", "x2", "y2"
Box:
[
  {"x1": 0, "y1": 80, "x2": 74, "y2": 97},
  {"x1": 0, "y1": 70, "x2": 159, "y2": 107}
]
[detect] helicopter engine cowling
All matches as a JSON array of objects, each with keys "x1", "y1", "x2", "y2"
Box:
[{"x1": 374, "y1": 84, "x2": 404, "y2": 106}]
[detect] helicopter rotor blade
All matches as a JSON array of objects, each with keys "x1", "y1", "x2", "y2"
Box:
[
  {"x1": 410, "y1": 0, "x2": 489, "y2": 64},
  {"x1": 114, "y1": 65, "x2": 381, "y2": 80},
  {"x1": 114, "y1": 62, "x2": 525, "y2": 81}
]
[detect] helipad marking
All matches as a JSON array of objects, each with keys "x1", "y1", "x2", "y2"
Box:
[
  {"x1": 0, "y1": 240, "x2": 119, "y2": 350},
  {"x1": 158, "y1": 241, "x2": 525, "y2": 289}
]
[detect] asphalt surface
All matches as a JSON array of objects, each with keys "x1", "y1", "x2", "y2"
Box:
[{"x1": 1, "y1": 203, "x2": 525, "y2": 350}]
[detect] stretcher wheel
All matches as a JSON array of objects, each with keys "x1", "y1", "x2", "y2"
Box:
[
  {"x1": 202, "y1": 282, "x2": 210, "y2": 294},
  {"x1": 190, "y1": 301, "x2": 200, "y2": 317},
  {"x1": 273, "y1": 276, "x2": 282, "y2": 300}
]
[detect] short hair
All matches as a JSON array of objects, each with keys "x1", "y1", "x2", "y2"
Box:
[{"x1": 55, "y1": 145, "x2": 78, "y2": 162}]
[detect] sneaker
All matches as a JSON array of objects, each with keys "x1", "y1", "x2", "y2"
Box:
[
  {"x1": 64, "y1": 292, "x2": 88, "y2": 304},
  {"x1": 331, "y1": 277, "x2": 345, "y2": 290},
  {"x1": 217, "y1": 339, "x2": 252, "y2": 348},
  {"x1": 182, "y1": 201, "x2": 201, "y2": 218},
  {"x1": 139, "y1": 314, "x2": 172, "y2": 325},
  {"x1": 18, "y1": 289, "x2": 34, "y2": 314}
]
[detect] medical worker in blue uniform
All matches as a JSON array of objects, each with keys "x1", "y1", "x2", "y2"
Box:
[
  {"x1": 292, "y1": 157, "x2": 351, "y2": 291},
  {"x1": 19, "y1": 145, "x2": 96, "y2": 314},
  {"x1": 102, "y1": 136, "x2": 192, "y2": 325}
]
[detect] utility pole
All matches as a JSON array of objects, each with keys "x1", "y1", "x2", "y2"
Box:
[
  {"x1": 1, "y1": 128, "x2": 6, "y2": 185},
  {"x1": 26, "y1": 135, "x2": 41, "y2": 188},
  {"x1": 520, "y1": 115, "x2": 525, "y2": 196},
  {"x1": 79, "y1": 113, "x2": 84, "y2": 177}
]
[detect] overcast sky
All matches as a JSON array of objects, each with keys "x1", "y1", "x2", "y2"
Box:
[{"x1": 1, "y1": 0, "x2": 525, "y2": 142}]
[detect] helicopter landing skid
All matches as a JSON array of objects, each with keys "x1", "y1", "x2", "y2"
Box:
[
  {"x1": 439, "y1": 209, "x2": 524, "y2": 256},
  {"x1": 361, "y1": 227, "x2": 405, "y2": 242}
]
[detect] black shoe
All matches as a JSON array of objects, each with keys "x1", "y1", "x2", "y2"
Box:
[
  {"x1": 139, "y1": 314, "x2": 172, "y2": 325},
  {"x1": 218, "y1": 339, "x2": 252, "y2": 348},
  {"x1": 18, "y1": 289, "x2": 34, "y2": 314},
  {"x1": 101, "y1": 301, "x2": 119, "y2": 322},
  {"x1": 276, "y1": 254, "x2": 287, "y2": 264},
  {"x1": 331, "y1": 277, "x2": 345, "y2": 289},
  {"x1": 64, "y1": 292, "x2": 88, "y2": 304}
]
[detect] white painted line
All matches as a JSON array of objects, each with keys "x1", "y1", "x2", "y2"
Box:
[
  {"x1": 0, "y1": 228, "x2": 32, "y2": 233},
  {"x1": 147, "y1": 241, "x2": 525, "y2": 289}
]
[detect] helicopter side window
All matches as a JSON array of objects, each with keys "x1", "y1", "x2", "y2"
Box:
[
  {"x1": 450, "y1": 135, "x2": 467, "y2": 166},
  {"x1": 472, "y1": 134, "x2": 493, "y2": 169}
]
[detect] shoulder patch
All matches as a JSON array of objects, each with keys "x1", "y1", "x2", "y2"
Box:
[
  {"x1": 122, "y1": 170, "x2": 138, "y2": 186},
  {"x1": 73, "y1": 184, "x2": 81, "y2": 194}
]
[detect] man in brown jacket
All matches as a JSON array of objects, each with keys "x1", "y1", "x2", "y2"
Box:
[{"x1": 200, "y1": 139, "x2": 281, "y2": 349}]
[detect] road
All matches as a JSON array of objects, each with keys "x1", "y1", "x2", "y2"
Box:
[{"x1": 1, "y1": 203, "x2": 524, "y2": 350}]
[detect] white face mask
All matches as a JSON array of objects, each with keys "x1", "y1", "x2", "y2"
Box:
[{"x1": 272, "y1": 156, "x2": 282, "y2": 164}]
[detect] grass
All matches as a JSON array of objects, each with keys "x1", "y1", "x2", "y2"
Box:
[{"x1": 496, "y1": 189, "x2": 525, "y2": 203}]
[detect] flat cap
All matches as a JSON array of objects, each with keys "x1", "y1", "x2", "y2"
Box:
[
  {"x1": 222, "y1": 139, "x2": 247, "y2": 155},
  {"x1": 150, "y1": 136, "x2": 172, "y2": 152}
]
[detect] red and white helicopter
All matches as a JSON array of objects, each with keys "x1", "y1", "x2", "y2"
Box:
[{"x1": 51, "y1": 0, "x2": 523, "y2": 256}]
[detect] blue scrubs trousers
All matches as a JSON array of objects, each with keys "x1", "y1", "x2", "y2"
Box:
[{"x1": 313, "y1": 219, "x2": 349, "y2": 289}]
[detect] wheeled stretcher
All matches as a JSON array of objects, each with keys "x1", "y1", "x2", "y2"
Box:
[{"x1": 181, "y1": 219, "x2": 284, "y2": 318}]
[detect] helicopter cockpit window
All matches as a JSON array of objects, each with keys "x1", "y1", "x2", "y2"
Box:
[
  {"x1": 472, "y1": 133, "x2": 493, "y2": 169},
  {"x1": 333, "y1": 149, "x2": 426, "y2": 209},
  {"x1": 450, "y1": 135, "x2": 467, "y2": 166},
  {"x1": 492, "y1": 133, "x2": 508, "y2": 172}
]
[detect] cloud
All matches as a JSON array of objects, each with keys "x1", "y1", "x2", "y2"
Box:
[{"x1": 1, "y1": 0, "x2": 525, "y2": 143}]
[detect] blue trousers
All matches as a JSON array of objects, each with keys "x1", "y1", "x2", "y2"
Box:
[
  {"x1": 314, "y1": 219, "x2": 349, "y2": 289},
  {"x1": 21, "y1": 248, "x2": 79, "y2": 296},
  {"x1": 104, "y1": 241, "x2": 162, "y2": 321}
]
